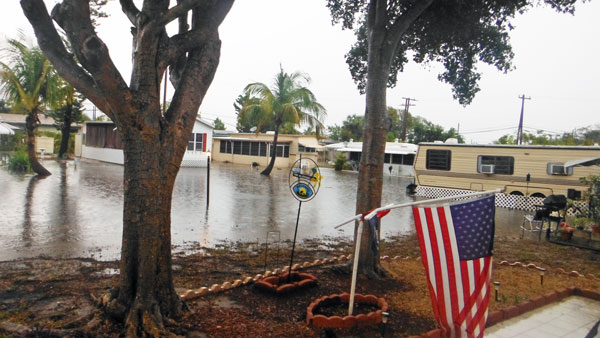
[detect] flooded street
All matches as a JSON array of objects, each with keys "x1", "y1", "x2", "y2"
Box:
[{"x1": 0, "y1": 160, "x2": 524, "y2": 261}]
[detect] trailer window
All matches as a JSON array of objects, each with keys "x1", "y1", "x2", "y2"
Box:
[
  {"x1": 426, "y1": 150, "x2": 451, "y2": 170},
  {"x1": 478, "y1": 156, "x2": 514, "y2": 175}
]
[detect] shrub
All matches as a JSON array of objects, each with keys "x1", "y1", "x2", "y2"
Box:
[
  {"x1": 334, "y1": 153, "x2": 347, "y2": 171},
  {"x1": 8, "y1": 148, "x2": 30, "y2": 172}
]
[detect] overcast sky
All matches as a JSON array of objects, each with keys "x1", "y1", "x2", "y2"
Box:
[{"x1": 1, "y1": 0, "x2": 598, "y2": 143}]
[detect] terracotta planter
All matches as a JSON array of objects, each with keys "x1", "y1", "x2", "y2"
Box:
[
  {"x1": 254, "y1": 271, "x2": 317, "y2": 295},
  {"x1": 306, "y1": 292, "x2": 388, "y2": 329}
]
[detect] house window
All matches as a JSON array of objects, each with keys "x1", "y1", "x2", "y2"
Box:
[
  {"x1": 403, "y1": 154, "x2": 415, "y2": 165},
  {"x1": 223, "y1": 140, "x2": 267, "y2": 157},
  {"x1": 391, "y1": 154, "x2": 403, "y2": 164},
  {"x1": 349, "y1": 151, "x2": 361, "y2": 162},
  {"x1": 241, "y1": 141, "x2": 251, "y2": 155},
  {"x1": 188, "y1": 133, "x2": 204, "y2": 151},
  {"x1": 269, "y1": 144, "x2": 290, "y2": 158},
  {"x1": 426, "y1": 149, "x2": 451, "y2": 171},
  {"x1": 384, "y1": 153, "x2": 391, "y2": 163},
  {"x1": 299, "y1": 144, "x2": 316, "y2": 153},
  {"x1": 259, "y1": 142, "x2": 267, "y2": 156},
  {"x1": 219, "y1": 140, "x2": 232, "y2": 154},
  {"x1": 233, "y1": 141, "x2": 242, "y2": 154},
  {"x1": 478, "y1": 155, "x2": 514, "y2": 175}
]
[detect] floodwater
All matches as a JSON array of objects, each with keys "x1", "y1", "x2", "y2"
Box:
[{"x1": 0, "y1": 160, "x2": 525, "y2": 261}]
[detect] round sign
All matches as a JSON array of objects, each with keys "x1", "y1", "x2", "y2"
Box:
[{"x1": 289, "y1": 158, "x2": 322, "y2": 202}]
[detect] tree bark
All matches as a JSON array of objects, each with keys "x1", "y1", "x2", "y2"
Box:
[
  {"x1": 25, "y1": 110, "x2": 51, "y2": 176},
  {"x1": 353, "y1": 0, "x2": 435, "y2": 278},
  {"x1": 106, "y1": 122, "x2": 185, "y2": 336},
  {"x1": 261, "y1": 124, "x2": 280, "y2": 175},
  {"x1": 354, "y1": 39, "x2": 390, "y2": 278}
]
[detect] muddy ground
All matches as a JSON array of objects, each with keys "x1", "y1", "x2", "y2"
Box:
[{"x1": 1, "y1": 235, "x2": 599, "y2": 337}]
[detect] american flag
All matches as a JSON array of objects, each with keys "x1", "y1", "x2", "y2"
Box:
[{"x1": 413, "y1": 195, "x2": 496, "y2": 338}]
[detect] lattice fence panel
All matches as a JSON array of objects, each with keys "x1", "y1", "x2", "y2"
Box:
[{"x1": 416, "y1": 186, "x2": 589, "y2": 215}]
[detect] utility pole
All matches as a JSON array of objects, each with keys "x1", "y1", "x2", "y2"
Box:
[
  {"x1": 516, "y1": 94, "x2": 531, "y2": 145},
  {"x1": 400, "y1": 97, "x2": 416, "y2": 142}
]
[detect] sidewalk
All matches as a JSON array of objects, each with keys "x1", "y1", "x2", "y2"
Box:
[{"x1": 486, "y1": 296, "x2": 600, "y2": 337}]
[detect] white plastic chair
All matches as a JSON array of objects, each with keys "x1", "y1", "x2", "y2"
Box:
[{"x1": 520, "y1": 214, "x2": 545, "y2": 240}]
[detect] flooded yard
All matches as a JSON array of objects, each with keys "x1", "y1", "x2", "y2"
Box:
[{"x1": 0, "y1": 160, "x2": 524, "y2": 261}]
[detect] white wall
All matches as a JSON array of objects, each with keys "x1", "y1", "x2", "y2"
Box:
[{"x1": 81, "y1": 145, "x2": 124, "y2": 165}]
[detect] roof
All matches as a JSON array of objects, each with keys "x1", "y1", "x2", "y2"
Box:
[
  {"x1": 0, "y1": 121, "x2": 16, "y2": 135},
  {"x1": 418, "y1": 142, "x2": 600, "y2": 151},
  {"x1": 0, "y1": 112, "x2": 56, "y2": 126},
  {"x1": 326, "y1": 141, "x2": 418, "y2": 155},
  {"x1": 564, "y1": 157, "x2": 600, "y2": 168},
  {"x1": 196, "y1": 117, "x2": 214, "y2": 129},
  {"x1": 213, "y1": 136, "x2": 291, "y2": 143}
]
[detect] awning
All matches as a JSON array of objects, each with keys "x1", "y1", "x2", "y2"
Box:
[
  {"x1": 564, "y1": 156, "x2": 600, "y2": 168},
  {"x1": 0, "y1": 121, "x2": 16, "y2": 135}
]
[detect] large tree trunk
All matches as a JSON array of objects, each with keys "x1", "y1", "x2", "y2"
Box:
[
  {"x1": 106, "y1": 120, "x2": 185, "y2": 337},
  {"x1": 354, "y1": 43, "x2": 390, "y2": 278},
  {"x1": 261, "y1": 124, "x2": 280, "y2": 175},
  {"x1": 353, "y1": 0, "x2": 434, "y2": 278},
  {"x1": 58, "y1": 106, "x2": 72, "y2": 160},
  {"x1": 25, "y1": 110, "x2": 51, "y2": 176}
]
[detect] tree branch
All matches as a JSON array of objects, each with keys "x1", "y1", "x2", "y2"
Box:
[
  {"x1": 119, "y1": 0, "x2": 140, "y2": 26},
  {"x1": 386, "y1": 0, "x2": 434, "y2": 47},
  {"x1": 164, "y1": 34, "x2": 221, "y2": 126},
  {"x1": 153, "y1": 0, "x2": 206, "y2": 30},
  {"x1": 51, "y1": 0, "x2": 133, "y2": 119},
  {"x1": 19, "y1": 0, "x2": 114, "y2": 118}
]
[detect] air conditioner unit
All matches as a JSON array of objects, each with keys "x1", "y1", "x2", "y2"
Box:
[
  {"x1": 480, "y1": 164, "x2": 495, "y2": 174},
  {"x1": 549, "y1": 164, "x2": 566, "y2": 175}
]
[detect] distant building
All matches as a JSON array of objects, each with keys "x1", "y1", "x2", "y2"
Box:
[
  {"x1": 0, "y1": 112, "x2": 80, "y2": 134},
  {"x1": 211, "y1": 132, "x2": 320, "y2": 168},
  {"x1": 324, "y1": 139, "x2": 418, "y2": 177},
  {"x1": 0, "y1": 112, "x2": 80, "y2": 155},
  {"x1": 75, "y1": 118, "x2": 214, "y2": 167}
]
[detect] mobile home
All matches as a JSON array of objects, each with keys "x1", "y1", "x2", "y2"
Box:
[
  {"x1": 324, "y1": 140, "x2": 418, "y2": 176},
  {"x1": 414, "y1": 143, "x2": 600, "y2": 201},
  {"x1": 211, "y1": 133, "x2": 320, "y2": 168},
  {"x1": 76, "y1": 118, "x2": 214, "y2": 167}
]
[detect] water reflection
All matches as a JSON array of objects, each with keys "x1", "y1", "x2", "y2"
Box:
[
  {"x1": 0, "y1": 160, "x2": 525, "y2": 261},
  {"x1": 21, "y1": 175, "x2": 44, "y2": 247}
]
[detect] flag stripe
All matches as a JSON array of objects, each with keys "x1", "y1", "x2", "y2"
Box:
[
  {"x1": 425, "y1": 207, "x2": 451, "y2": 332},
  {"x1": 413, "y1": 207, "x2": 441, "y2": 321},
  {"x1": 413, "y1": 195, "x2": 495, "y2": 338},
  {"x1": 437, "y1": 206, "x2": 461, "y2": 337},
  {"x1": 431, "y1": 207, "x2": 454, "y2": 333}
]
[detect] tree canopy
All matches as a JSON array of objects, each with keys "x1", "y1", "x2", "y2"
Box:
[
  {"x1": 496, "y1": 125, "x2": 600, "y2": 146},
  {"x1": 328, "y1": 109, "x2": 463, "y2": 143},
  {"x1": 327, "y1": 0, "x2": 581, "y2": 105},
  {"x1": 213, "y1": 117, "x2": 225, "y2": 130}
]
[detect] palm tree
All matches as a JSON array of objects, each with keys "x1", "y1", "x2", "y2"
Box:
[
  {"x1": 241, "y1": 67, "x2": 326, "y2": 175},
  {"x1": 49, "y1": 84, "x2": 85, "y2": 160},
  {"x1": 0, "y1": 39, "x2": 62, "y2": 175}
]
